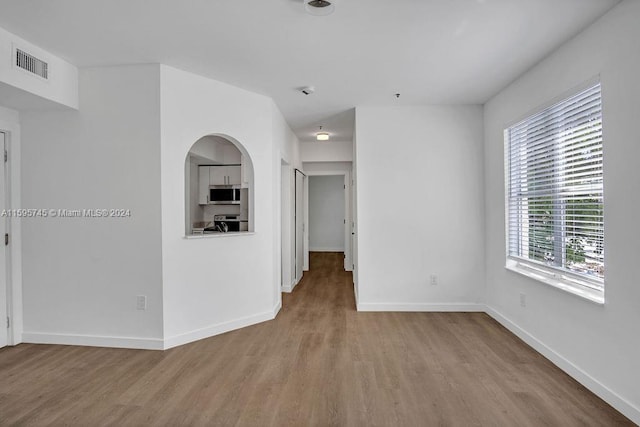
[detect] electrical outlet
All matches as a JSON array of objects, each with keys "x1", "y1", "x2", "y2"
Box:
[
  {"x1": 429, "y1": 274, "x2": 438, "y2": 286},
  {"x1": 136, "y1": 295, "x2": 147, "y2": 311},
  {"x1": 520, "y1": 292, "x2": 526, "y2": 307}
]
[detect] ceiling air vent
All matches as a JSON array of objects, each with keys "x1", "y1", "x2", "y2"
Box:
[{"x1": 15, "y1": 48, "x2": 48, "y2": 80}]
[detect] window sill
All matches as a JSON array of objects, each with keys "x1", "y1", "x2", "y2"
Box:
[
  {"x1": 505, "y1": 259, "x2": 604, "y2": 305},
  {"x1": 184, "y1": 231, "x2": 255, "y2": 239}
]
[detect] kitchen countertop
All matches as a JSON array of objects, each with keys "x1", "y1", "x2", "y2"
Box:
[{"x1": 185, "y1": 231, "x2": 255, "y2": 239}]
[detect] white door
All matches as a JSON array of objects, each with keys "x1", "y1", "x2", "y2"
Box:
[
  {"x1": 294, "y1": 170, "x2": 305, "y2": 283},
  {"x1": 0, "y1": 132, "x2": 7, "y2": 348}
]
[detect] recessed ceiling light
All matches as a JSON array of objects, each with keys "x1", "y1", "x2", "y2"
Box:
[{"x1": 305, "y1": 0, "x2": 335, "y2": 16}]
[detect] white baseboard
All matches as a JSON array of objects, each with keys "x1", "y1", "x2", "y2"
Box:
[
  {"x1": 163, "y1": 301, "x2": 282, "y2": 350},
  {"x1": 282, "y1": 277, "x2": 302, "y2": 293},
  {"x1": 21, "y1": 301, "x2": 283, "y2": 352},
  {"x1": 282, "y1": 276, "x2": 301, "y2": 293},
  {"x1": 19, "y1": 301, "x2": 638, "y2": 423},
  {"x1": 22, "y1": 331, "x2": 164, "y2": 350},
  {"x1": 309, "y1": 247, "x2": 344, "y2": 252},
  {"x1": 353, "y1": 283, "x2": 358, "y2": 306},
  {"x1": 486, "y1": 306, "x2": 640, "y2": 425},
  {"x1": 356, "y1": 302, "x2": 485, "y2": 312}
]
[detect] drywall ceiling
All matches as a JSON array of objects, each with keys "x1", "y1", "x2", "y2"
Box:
[{"x1": 0, "y1": 0, "x2": 620, "y2": 143}]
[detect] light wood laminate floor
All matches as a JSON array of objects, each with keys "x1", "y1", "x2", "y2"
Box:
[{"x1": 0, "y1": 252, "x2": 633, "y2": 426}]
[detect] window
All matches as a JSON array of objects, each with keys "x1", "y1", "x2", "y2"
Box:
[{"x1": 505, "y1": 82, "x2": 604, "y2": 303}]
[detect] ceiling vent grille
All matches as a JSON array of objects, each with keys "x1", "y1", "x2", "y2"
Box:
[{"x1": 15, "y1": 48, "x2": 48, "y2": 80}]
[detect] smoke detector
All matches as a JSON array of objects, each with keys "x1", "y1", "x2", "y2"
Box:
[
  {"x1": 299, "y1": 86, "x2": 315, "y2": 95},
  {"x1": 304, "y1": 0, "x2": 335, "y2": 16}
]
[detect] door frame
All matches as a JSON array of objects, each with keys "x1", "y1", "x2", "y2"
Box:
[
  {"x1": 0, "y1": 130, "x2": 7, "y2": 348},
  {"x1": 280, "y1": 160, "x2": 294, "y2": 292},
  {"x1": 294, "y1": 168, "x2": 306, "y2": 284},
  {"x1": 0, "y1": 113, "x2": 22, "y2": 346},
  {"x1": 304, "y1": 170, "x2": 352, "y2": 271}
]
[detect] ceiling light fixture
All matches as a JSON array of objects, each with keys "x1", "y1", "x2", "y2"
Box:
[
  {"x1": 305, "y1": 0, "x2": 335, "y2": 16},
  {"x1": 316, "y1": 126, "x2": 330, "y2": 141}
]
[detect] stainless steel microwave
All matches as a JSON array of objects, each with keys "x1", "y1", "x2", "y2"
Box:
[{"x1": 209, "y1": 188, "x2": 241, "y2": 204}]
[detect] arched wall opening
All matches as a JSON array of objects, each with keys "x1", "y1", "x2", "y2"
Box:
[{"x1": 184, "y1": 134, "x2": 255, "y2": 236}]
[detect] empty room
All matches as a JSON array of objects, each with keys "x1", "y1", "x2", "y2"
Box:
[{"x1": 0, "y1": 0, "x2": 638, "y2": 425}]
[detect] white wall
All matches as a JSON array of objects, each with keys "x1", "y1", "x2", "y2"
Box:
[
  {"x1": 483, "y1": 1, "x2": 640, "y2": 422},
  {"x1": 159, "y1": 65, "x2": 294, "y2": 347},
  {"x1": 300, "y1": 140, "x2": 352, "y2": 162},
  {"x1": 20, "y1": 65, "x2": 164, "y2": 348},
  {"x1": 190, "y1": 137, "x2": 242, "y2": 165},
  {"x1": 303, "y1": 162, "x2": 352, "y2": 174},
  {"x1": 15, "y1": 62, "x2": 301, "y2": 351},
  {"x1": 354, "y1": 105, "x2": 485, "y2": 311},
  {"x1": 308, "y1": 175, "x2": 345, "y2": 252},
  {"x1": 0, "y1": 26, "x2": 78, "y2": 110}
]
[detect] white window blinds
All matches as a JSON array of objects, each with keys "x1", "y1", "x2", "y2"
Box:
[{"x1": 506, "y1": 82, "x2": 604, "y2": 289}]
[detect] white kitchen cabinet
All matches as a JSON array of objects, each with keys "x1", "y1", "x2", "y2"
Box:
[
  {"x1": 210, "y1": 165, "x2": 241, "y2": 186},
  {"x1": 199, "y1": 165, "x2": 242, "y2": 205},
  {"x1": 240, "y1": 155, "x2": 250, "y2": 187},
  {"x1": 198, "y1": 166, "x2": 210, "y2": 205},
  {"x1": 225, "y1": 165, "x2": 241, "y2": 185},
  {"x1": 210, "y1": 166, "x2": 227, "y2": 186}
]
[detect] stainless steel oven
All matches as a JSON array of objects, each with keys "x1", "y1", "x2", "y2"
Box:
[{"x1": 214, "y1": 215, "x2": 240, "y2": 232}]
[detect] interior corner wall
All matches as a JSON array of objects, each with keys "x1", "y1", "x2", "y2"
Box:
[
  {"x1": 354, "y1": 105, "x2": 485, "y2": 311},
  {"x1": 20, "y1": 64, "x2": 164, "y2": 348},
  {"x1": 483, "y1": 1, "x2": 640, "y2": 422},
  {"x1": 159, "y1": 65, "x2": 281, "y2": 348},
  {"x1": 300, "y1": 140, "x2": 353, "y2": 162}
]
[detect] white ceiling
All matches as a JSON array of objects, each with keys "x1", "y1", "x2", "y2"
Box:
[{"x1": 0, "y1": 0, "x2": 619, "y2": 143}]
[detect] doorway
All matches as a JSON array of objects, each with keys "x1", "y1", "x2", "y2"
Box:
[
  {"x1": 308, "y1": 175, "x2": 345, "y2": 256},
  {"x1": 280, "y1": 161, "x2": 293, "y2": 291},
  {"x1": 303, "y1": 170, "x2": 352, "y2": 272}
]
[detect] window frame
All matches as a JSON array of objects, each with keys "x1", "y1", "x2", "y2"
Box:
[{"x1": 503, "y1": 80, "x2": 605, "y2": 305}]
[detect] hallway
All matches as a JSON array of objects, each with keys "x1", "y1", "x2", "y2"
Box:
[
  {"x1": 0, "y1": 252, "x2": 631, "y2": 425},
  {"x1": 284, "y1": 251, "x2": 355, "y2": 313}
]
